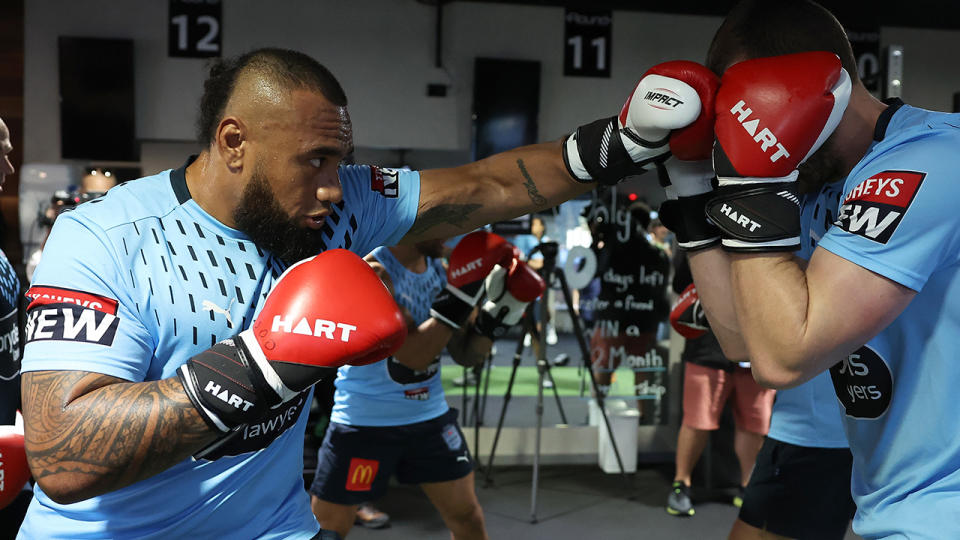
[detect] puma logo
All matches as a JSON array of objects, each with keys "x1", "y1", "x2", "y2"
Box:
[
  {"x1": 202, "y1": 298, "x2": 235, "y2": 327},
  {"x1": 456, "y1": 452, "x2": 470, "y2": 463}
]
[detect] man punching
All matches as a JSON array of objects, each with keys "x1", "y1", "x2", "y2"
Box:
[{"x1": 17, "y1": 48, "x2": 717, "y2": 538}]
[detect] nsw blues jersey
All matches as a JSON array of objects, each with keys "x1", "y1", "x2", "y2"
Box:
[
  {"x1": 816, "y1": 102, "x2": 960, "y2": 538},
  {"x1": 332, "y1": 246, "x2": 448, "y2": 426},
  {"x1": 0, "y1": 248, "x2": 20, "y2": 424},
  {"x1": 766, "y1": 182, "x2": 848, "y2": 448},
  {"x1": 18, "y1": 157, "x2": 419, "y2": 539}
]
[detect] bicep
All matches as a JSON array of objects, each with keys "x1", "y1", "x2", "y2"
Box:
[{"x1": 804, "y1": 247, "x2": 915, "y2": 366}]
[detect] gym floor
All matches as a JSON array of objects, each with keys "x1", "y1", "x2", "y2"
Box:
[{"x1": 343, "y1": 332, "x2": 863, "y2": 539}]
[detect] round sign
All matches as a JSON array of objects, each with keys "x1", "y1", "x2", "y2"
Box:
[{"x1": 564, "y1": 246, "x2": 597, "y2": 290}]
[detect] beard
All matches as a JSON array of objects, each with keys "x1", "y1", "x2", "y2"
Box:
[
  {"x1": 796, "y1": 135, "x2": 847, "y2": 195},
  {"x1": 232, "y1": 166, "x2": 327, "y2": 266}
]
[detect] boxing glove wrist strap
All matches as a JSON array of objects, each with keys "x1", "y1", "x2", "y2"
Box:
[
  {"x1": 473, "y1": 310, "x2": 512, "y2": 340},
  {"x1": 563, "y1": 116, "x2": 655, "y2": 185},
  {"x1": 430, "y1": 282, "x2": 482, "y2": 329},
  {"x1": 177, "y1": 338, "x2": 272, "y2": 432},
  {"x1": 705, "y1": 183, "x2": 801, "y2": 252},
  {"x1": 658, "y1": 193, "x2": 722, "y2": 251}
]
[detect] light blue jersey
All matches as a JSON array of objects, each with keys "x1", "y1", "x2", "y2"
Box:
[
  {"x1": 816, "y1": 101, "x2": 960, "y2": 539},
  {"x1": 766, "y1": 182, "x2": 848, "y2": 448},
  {"x1": 331, "y1": 246, "x2": 448, "y2": 426},
  {"x1": 18, "y1": 158, "x2": 419, "y2": 539}
]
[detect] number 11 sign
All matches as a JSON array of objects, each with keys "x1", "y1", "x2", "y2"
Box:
[{"x1": 564, "y1": 8, "x2": 612, "y2": 78}]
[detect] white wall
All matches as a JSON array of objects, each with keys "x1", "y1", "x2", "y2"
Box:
[{"x1": 23, "y1": 0, "x2": 960, "y2": 168}]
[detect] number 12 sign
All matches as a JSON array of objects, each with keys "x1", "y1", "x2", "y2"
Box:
[
  {"x1": 169, "y1": 0, "x2": 222, "y2": 58},
  {"x1": 564, "y1": 8, "x2": 612, "y2": 78}
]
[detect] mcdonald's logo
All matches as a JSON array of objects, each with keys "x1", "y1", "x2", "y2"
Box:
[{"x1": 345, "y1": 457, "x2": 380, "y2": 491}]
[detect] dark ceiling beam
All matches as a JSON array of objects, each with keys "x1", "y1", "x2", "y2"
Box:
[{"x1": 459, "y1": 0, "x2": 960, "y2": 30}]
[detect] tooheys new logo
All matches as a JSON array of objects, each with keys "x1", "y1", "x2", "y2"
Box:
[
  {"x1": 835, "y1": 170, "x2": 926, "y2": 244},
  {"x1": 24, "y1": 286, "x2": 120, "y2": 346},
  {"x1": 370, "y1": 166, "x2": 399, "y2": 198}
]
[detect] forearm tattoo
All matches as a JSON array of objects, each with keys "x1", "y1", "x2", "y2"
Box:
[
  {"x1": 22, "y1": 371, "x2": 215, "y2": 500},
  {"x1": 408, "y1": 203, "x2": 482, "y2": 237},
  {"x1": 517, "y1": 158, "x2": 547, "y2": 207}
]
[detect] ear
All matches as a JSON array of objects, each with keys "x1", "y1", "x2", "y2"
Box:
[{"x1": 215, "y1": 117, "x2": 246, "y2": 173}]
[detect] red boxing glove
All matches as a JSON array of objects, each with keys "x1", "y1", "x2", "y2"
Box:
[
  {"x1": 706, "y1": 51, "x2": 851, "y2": 251},
  {"x1": 430, "y1": 231, "x2": 516, "y2": 329},
  {"x1": 670, "y1": 284, "x2": 709, "y2": 340},
  {"x1": 564, "y1": 60, "x2": 719, "y2": 185},
  {"x1": 179, "y1": 249, "x2": 407, "y2": 432},
  {"x1": 0, "y1": 412, "x2": 29, "y2": 510},
  {"x1": 474, "y1": 259, "x2": 547, "y2": 340}
]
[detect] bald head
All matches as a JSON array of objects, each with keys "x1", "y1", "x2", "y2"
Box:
[
  {"x1": 196, "y1": 48, "x2": 348, "y2": 145},
  {"x1": 0, "y1": 117, "x2": 14, "y2": 190}
]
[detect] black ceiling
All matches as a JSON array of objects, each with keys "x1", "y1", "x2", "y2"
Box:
[{"x1": 456, "y1": 0, "x2": 960, "y2": 30}]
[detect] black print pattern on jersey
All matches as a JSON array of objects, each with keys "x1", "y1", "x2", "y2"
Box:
[
  {"x1": 0, "y1": 250, "x2": 19, "y2": 380},
  {"x1": 127, "y1": 216, "x2": 275, "y2": 349}
]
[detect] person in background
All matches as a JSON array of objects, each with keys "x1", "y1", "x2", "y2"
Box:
[
  {"x1": 512, "y1": 216, "x2": 558, "y2": 346},
  {"x1": 310, "y1": 232, "x2": 544, "y2": 539},
  {"x1": 25, "y1": 168, "x2": 117, "y2": 282},
  {"x1": 666, "y1": 251, "x2": 774, "y2": 517},
  {"x1": 0, "y1": 115, "x2": 30, "y2": 537}
]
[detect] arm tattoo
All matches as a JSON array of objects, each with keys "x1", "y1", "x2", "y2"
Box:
[
  {"x1": 517, "y1": 158, "x2": 547, "y2": 207},
  {"x1": 408, "y1": 203, "x2": 482, "y2": 237},
  {"x1": 22, "y1": 371, "x2": 216, "y2": 501}
]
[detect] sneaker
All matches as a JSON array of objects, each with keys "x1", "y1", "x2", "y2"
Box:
[
  {"x1": 732, "y1": 485, "x2": 745, "y2": 508},
  {"x1": 666, "y1": 481, "x2": 695, "y2": 516},
  {"x1": 542, "y1": 377, "x2": 554, "y2": 389},
  {"x1": 546, "y1": 325, "x2": 558, "y2": 345},
  {"x1": 452, "y1": 371, "x2": 478, "y2": 387},
  {"x1": 355, "y1": 502, "x2": 391, "y2": 529}
]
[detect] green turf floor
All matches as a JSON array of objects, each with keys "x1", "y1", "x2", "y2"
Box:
[{"x1": 440, "y1": 365, "x2": 663, "y2": 399}]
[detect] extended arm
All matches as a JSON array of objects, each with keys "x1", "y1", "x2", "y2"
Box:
[
  {"x1": 403, "y1": 60, "x2": 720, "y2": 243},
  {"x1": 21, "y1": 371, "x2": 216, "y2": 504},
  {"x1": 404, "y1": 142, "x2": 590, "y2": 242}
]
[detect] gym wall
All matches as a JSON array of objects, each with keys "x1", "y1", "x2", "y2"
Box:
[{"x1": 23, "y1": 0, "x2": 960, "y2": 172}]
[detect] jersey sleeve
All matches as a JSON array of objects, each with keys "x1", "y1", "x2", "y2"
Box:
[
  {"x1": 817, "y1": 146, "x2": 960, "y2": 291},
  {"x1": 339, "y1": 165, "x2": 421, "y2": 253},
  {"x1": 22, "y1": 214, "x2": 156, "y2": 381}
]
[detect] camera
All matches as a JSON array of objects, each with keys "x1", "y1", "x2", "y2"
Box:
[{"x1": 40, "y1": 188, "x2": 104, "y2": 227}]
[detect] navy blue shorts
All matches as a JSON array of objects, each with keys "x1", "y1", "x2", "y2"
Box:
[
  {"x1": 739, "y1": 438, "x2": 856, "y2": 540},
  {"x1": 309, "y1": 408, "x2": 473, "y2": 505}
]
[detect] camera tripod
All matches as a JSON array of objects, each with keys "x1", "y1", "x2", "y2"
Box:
[{"x1": 480, "y1": 242, "x2": 633, "y2": 523}]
